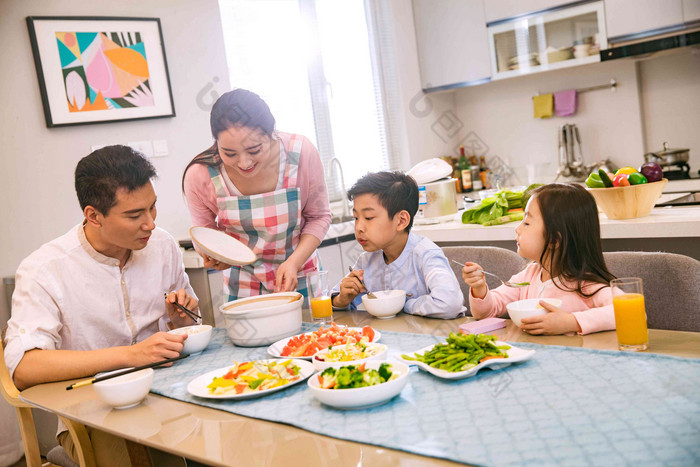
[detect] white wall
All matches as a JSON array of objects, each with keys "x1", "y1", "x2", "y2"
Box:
[
  {"x1": 639, "y1": 48, "x2": 700, "y2": 170},
  {"x1": 0, "y1": 0, "x2": 231, "y2": 321},
  {"x1": 452, "y1": 59, "x2": 645, "y2": 184}
]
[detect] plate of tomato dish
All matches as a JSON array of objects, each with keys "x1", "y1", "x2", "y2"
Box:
[
  {"x1": 267, "y1": 323, "x2": 380, "y2": 359},
  {"x1": 187, "y1": 359, "x2": 314, "y2": 400}
]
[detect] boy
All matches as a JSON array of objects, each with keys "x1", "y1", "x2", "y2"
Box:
[{"x1": 330, "y1": 171, "x2": 464, "y2": 319}]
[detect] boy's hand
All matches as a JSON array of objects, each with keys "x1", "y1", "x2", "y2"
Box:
[
  {"x1": 165, "y1": 289, "x2": 199, "y2": 327},
  {"x1": 520, "y1": 301, "x2": 581, "y2": 335},
  {"x1": 461, "y1": 262, "x2": 488, "y2": 299},
  {"x1": 333, "y1": 269, "x2": 365, "y2": 308}
]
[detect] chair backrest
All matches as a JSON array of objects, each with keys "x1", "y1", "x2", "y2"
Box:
[
  {"x1": 604, "y1": 251, "x2": 700, "y2": 332},
  {"x1": 0, "y1": 343, "x2": 95, "y2": 467},
  {"x1": 443, "y1": 246, "x2": 528, "y2": 316}
]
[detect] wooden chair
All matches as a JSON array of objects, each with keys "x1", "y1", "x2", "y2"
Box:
[
  {"x1": 0, "y1": 343, "x2": 96, "y2": 467},
  {"x1": 604, "y1": 251, "x2": 700, "y2": 332},
  {"x1": 443, "y1": 246, "x2": 527, "y2": 316}
]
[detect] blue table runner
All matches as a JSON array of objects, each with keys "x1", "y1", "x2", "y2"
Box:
[{"x1": 150, "y1": 325, "x2": 700, "y2": 466}]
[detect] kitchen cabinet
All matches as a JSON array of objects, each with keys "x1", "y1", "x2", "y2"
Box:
[
  {"x1": 412, "y1": 0, "x2": 491, "y2": 91},
  {"x1": 485, "y1": 0, "x2": 572, "y2": 23},
  {"x1": 605, "y1": 0, "x2": 684, "y2": 40},
  {"x1": 487, "y1": 1, "x2": 607, "y2": 80},
  {"x1": 317, "y1": 242, "x2": 344, "y2": 288},
  {"x1": 683, "y1": 0, "x2": 700, "y2": 23}
]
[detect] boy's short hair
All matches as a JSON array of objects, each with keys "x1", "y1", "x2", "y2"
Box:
[
  {"x1": 75, "y1": 145, "x2": 157, "y2": 215},
  {"x1": 347, "y1": 171, "x2": 419, "y2": 232}
]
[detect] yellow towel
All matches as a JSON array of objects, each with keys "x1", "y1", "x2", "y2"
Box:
[{"x1": 533, "y1": 94, "x2": 553, "y2": 119}]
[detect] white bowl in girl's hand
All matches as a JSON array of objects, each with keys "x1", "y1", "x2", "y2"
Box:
[{"x1": 506, "y1": 298, "x2": 563, "y2": 327}]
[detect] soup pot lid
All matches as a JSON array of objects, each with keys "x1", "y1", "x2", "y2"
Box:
[{"x1": 653, "y1": 141, "x2": 689, "y2": 155}]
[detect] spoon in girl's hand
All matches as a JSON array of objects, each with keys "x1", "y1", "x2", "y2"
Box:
[{"x1": 451, "y1": 260, "x2": 530, "y2": 288}]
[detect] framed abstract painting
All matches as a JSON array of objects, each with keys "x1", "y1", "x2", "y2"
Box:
[{"x1": 26, "y1": 16, "x2": 176, "y2": 127}]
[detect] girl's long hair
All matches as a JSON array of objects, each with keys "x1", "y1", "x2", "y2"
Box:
[
  {"x1": 182, "y1": 89, "x2": 276, "y2": 191},
  {"x1": 534, "y1": 183, "x2": 615, "y2": 297}
]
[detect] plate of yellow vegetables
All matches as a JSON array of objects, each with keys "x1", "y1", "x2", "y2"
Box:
[{"x1": 187, "y1": 359, "x2": 314, "y2": 399}]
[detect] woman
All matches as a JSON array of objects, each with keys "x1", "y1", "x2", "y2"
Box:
[{"x1": 183, "y1": 89, "x2": 331, "y2": 300}]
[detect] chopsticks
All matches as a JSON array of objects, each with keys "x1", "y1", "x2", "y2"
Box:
[
  {"x1": 66, "y1": 354, "x2": 188, "y2": 390},
  {"x1": 163, "y1": 293, "x2": 202, "y2": 324}
]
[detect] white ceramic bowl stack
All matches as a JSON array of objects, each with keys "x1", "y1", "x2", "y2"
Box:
[
  {"x1": 219, "y1": 292, "x2": 303, "y2": 346},
  {"x1": 93, "y1": 368, "x2": 154, "y2": 409},
  {"x1": 506, "y1": 298, "x2": 563, "y2": 326},
  {"x1": 168, "y1": 324, "x2": 213, "y2": 355},
  {"x1": 362, "y1": 290, "x2": 406, "y2": 319}
]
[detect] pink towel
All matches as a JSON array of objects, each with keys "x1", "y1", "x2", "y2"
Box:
[{"x1": 554, "y1": 90, "x2": 577, "y2": 116}]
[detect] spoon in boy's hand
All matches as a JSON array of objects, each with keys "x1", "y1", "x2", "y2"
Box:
[
  {"x1": 451, "y1": 260, "x2": 530, "y2": 288},
  {"x1": 348, "y1": 266, "x2": 378, "y2": 299}
]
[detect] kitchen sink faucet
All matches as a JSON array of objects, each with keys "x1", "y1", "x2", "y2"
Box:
[{"x1": 329, "y1": 157, "x2": 352, "y2": 222}]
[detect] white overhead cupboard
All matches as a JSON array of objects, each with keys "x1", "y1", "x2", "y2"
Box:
[
  {"x1": 604, "y1": 0, "x2": 685, "y2": 40},
  {"x1": 487, "y1": 1, "x2": 607, "y2": 80},
  {"x1": 412, "y1": 0, "x2": 491, "y2": 91}
]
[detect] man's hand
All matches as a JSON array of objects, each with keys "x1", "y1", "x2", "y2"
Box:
[
  {"x1": 332, "y1": 269, "x2": 365, "y2": 308},
  {"x1": 165, "y1": 289, "x2": 199, "y2": 328},
  {"x1": 519, "y1": 301, "x2": 581, "y2": 335},
  {"x1": 129, "y1": 332, "x2": 186, "y2": 366}
]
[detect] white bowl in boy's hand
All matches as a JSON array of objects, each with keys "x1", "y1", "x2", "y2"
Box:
[
  {"x1": 506, "y1": 298, "x2": 563, "y2": 327},
  {"x1": 362, "y1": 290, "x2": 406, "y2": 319}
]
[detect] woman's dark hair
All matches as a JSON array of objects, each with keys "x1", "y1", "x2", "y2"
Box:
[
  {"x1": 182, "y1": 89, "x2": 276, "y2": 190},
  {"x1": 347, "y1": 171, "x2": 419, "y2": 232},
  {"x1": 75, "y1": 145, "x2": 157, "y2": 215},
  {"x1": 532, "y1": 183, "x2": 615, "y2": 297}
]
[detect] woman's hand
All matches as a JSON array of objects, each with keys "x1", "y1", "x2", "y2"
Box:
[
  {"x1": 164, "y1": 289, "x2": 199, "y2": 328},
  {"x1": 333, "y1": 269, "x2": 365, "y2": 308},
  {"x1": 519, "y1": 301, "x2": 581, "y2": 335},
  {"x1": 200, "y1": 253, "x2": 232, "y2": 271},
  {"x1": 275, "y1": 258, "x2": 301, "y2": 292},
  {"x1": 461, "y1": 262, "x2": 488, "y2": 299}
]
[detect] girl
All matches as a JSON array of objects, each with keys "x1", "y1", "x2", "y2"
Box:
[
  {"x1": 461, "y1": 183, "x2": 616, "y2": 335},
  {"x1": 183, "y1": 89, "x2": 331, "y2": 300}
]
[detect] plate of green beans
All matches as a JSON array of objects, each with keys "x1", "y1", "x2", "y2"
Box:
[{"x1": 397, "y1": 332, "x2": 535, "y2": 380}]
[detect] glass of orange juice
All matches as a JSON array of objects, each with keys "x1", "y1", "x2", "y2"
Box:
[
  {"x1": 307, "y1": 271, "x2": 333, "y2": 324},
  {"x1": 611, "y1": 277, "x2": 648, "y2": 351}
]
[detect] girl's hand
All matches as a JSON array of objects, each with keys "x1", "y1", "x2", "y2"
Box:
[
  {"x1": 165, "y1": 290, "x2": 199, "y2": 328},
  {"x1": 333, "y1": 269, "x2": 364, "y2": 308},
  {"x1": 519, "y1": 301, "x2": 581, "y2": 335},
  {"x1": 275, "y1": 259, "x2": 301, "y2": 292},
  {"x1": 461, "y1": 262, "x2": 488, "y2": 299},
  {"x1": 201, "y1": 253, "x2": 231, "y2": 271}
]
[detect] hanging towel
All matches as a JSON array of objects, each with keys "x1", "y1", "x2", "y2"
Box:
[
  {"x1": 554, "y1": 89, "x2": 577, "y2": 116},
  {"x1": 533, "y1": 94, "x2": 553, "y2": 119}
]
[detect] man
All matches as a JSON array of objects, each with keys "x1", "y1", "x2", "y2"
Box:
[{"x1": 3, "y1": 145, "x2": 198, "y2": 465}]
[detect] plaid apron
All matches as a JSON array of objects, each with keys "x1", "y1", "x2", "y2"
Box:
[{"x1": 208, "y1": 134, "x2": 319, "y2": 301}]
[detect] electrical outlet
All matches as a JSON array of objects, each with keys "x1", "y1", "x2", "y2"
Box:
[{"x1": 127, "y1": 140, "x2": 154, "y2": 158}]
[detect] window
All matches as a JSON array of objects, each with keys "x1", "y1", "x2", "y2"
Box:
[{"x1": 219, "y1": 0, "x2": 400, "y2": 202}]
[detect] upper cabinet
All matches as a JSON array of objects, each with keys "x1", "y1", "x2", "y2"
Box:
[
  {"x1": 605, "y1": 0, "x2": 684, "y2": 40},
  {"x1": 485, "y1": 0, "x2": 573, "y2": 23},
  {"x1": 684, "y1": 0, "x2": 700, "y2": 23},
  {"x1": 412, "y1": 0, "x2": 492, "y2": 91},
  {"x1": 488, "y1": 1, "x2": 608, "y2": 80}
]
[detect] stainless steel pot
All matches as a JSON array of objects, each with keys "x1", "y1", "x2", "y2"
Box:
[
  {"x1": 418, "y1": 178, "x2": 458, "y2": 219},
  {"x1": 644, "y1": 142, "x2": 690, "y2": 166}
]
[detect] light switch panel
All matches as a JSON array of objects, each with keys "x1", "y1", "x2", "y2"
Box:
[
  {"x1": 152, "y1": 139, "x2": 169, "y2": 157},
  {"x1": 127, "y1": 140, "x2": 154, "y2": 158}
]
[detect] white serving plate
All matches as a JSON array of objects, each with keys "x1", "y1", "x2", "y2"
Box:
[
  {"x1": 190, "y1": 226, "x2": 256, "y2": 266},
  {"x1": 395, "y1": 342, "x2": 535, "y2": 380},
  {"x1": 307, "y1": 361, "x2": 409, "y2": 409},
  {"x1": 267, "y1": 327, "x2": 382, "y2": 360},
  {"x1": 187, "y1": 359, "x2": 313, "y2": 400},
  {"x1": 312, "y1": 343, "x2": 388, "y2": 372}
]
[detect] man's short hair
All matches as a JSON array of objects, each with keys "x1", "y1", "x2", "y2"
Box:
[
  {"x1": 347, "y1": 171, "x2": 419, "y2": 232},
  {"x1": 75, "y1": 145, "x2": 157, "y2": 215}
]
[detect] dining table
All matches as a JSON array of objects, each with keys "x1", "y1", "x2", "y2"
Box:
[{"x1": 19, "y1": 309, "x2": 700, "y2": 466}]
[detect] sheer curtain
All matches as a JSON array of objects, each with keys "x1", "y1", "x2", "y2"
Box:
[{"x1": 218, "y1": 0, "x2": 401, "y2": 202}]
